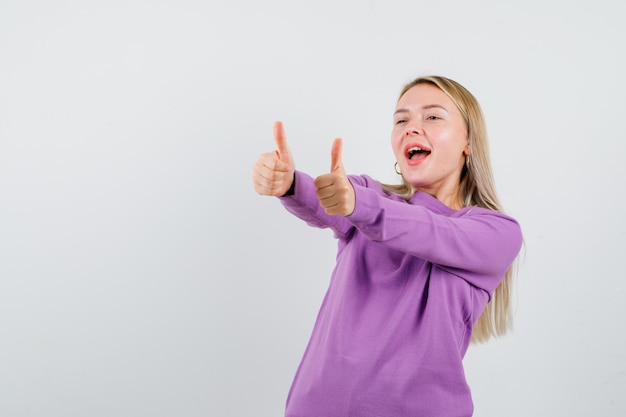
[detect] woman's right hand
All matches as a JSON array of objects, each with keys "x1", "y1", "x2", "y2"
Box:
[{"x1": 253, "y1": 121, "x2": 296, "y2": 196}]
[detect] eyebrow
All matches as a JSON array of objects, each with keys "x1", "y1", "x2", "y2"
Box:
[{"x1": 394, "y1": 104, "x2": 448, "y2": 115}]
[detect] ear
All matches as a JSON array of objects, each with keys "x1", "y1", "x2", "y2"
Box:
[{"x1": 463, "y1": 142, "x2": 471, "y2": 156}]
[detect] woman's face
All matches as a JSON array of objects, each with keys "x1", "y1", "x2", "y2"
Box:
[{"x1": 391, "y1": 83, "x2": 469, "y2": 206}]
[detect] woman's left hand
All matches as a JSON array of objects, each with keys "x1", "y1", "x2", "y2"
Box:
[{"x1": 314, "y1": 138, "x2": 355, "y2": 216}]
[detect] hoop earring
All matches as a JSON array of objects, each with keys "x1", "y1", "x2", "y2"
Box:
[{"x1": 394, "y1": 162, "x2": 401, "y2": 175}]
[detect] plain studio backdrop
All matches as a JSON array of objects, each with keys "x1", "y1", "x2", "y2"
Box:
[{"x1": 1, "y1": 0, "x2": 625, "y2": 416}]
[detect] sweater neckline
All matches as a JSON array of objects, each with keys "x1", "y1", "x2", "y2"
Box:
[{"x1": 408, "y1": 190, "x2": 470, "y2": 216}]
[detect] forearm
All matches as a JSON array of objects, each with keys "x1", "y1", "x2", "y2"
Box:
[
  {"x1": 279, "y1": 171, "x2": 353, "y2": 239},
  {"x1": 346, "y1": 185, "x2": 522, "y2": 276}
]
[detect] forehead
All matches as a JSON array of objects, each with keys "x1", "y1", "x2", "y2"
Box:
[{"x1": 396, "y1": 83, "x2": 455, "y2": 109}]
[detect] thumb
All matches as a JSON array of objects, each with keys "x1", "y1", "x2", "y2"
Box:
[
  {"x1": 330, "y1": 138, "x2": 344, "y2": 172},
  {"x1": 273, "y1": 121, "x2": 290, "y2": 160}
]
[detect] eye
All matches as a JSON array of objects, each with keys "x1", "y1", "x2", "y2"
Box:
[
  {"x1": 426, "y1": 115, "x2": 441, "y2": 120},
  {"x1": 394, "y1": 119, "x2": 406, "y2": 125}
]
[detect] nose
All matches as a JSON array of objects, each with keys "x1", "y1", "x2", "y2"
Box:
[{"x1": 405, "y1": 123, "x2": 422, "y2": 135}]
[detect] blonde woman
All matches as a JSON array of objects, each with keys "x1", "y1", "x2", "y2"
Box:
[{"x1": 253, "y1": 76, "x2": 522, "y2": 417}]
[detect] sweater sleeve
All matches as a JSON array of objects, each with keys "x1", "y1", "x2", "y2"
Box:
[
  {"x1": 347, "y1": 178, "x2": 523, "y2": 283},
  {"x1": 278, "y1": 170, "x2": 355, "y2": 239}
]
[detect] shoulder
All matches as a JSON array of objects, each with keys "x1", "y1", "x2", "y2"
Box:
[
  {"x1": 457, "y1": 205, "x2": 520, "y2": 225},
  {"x1": 347, "y1": 175, "x2": 400, "y2": 199},
  {"x1": 347, "y1": 174, "x2": 378, "y2": 188},
  {"x1": 348, "y1": 175, "x2": 411, "y2": 205},
  {"x1": 458, "y1": 206, "x2": 523, "y2": 249}
]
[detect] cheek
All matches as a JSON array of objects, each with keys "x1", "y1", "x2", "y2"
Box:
[
  {"x1": 392, "y1": 142, "x2": 406, "y2": 161},
  {"x1": 442, "y1": 130, "x2": 468, "y2": 154},
  {"x1": 453, "y1": 126, "x2": 469, "y2": 148}
]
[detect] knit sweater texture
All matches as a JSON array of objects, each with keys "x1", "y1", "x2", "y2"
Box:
[{"x1": 279, "y1": 171, "x2": 523, "y2": 417}]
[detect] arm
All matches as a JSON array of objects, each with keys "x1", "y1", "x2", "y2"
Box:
[
  {"x1": 253, "y1": 121, "x2": 296, "y2": 197},
  {"x1": 279, "y1": 170, "x2": 355, "y2": 239},
  {"x1": 278, "y1": 138, "x2": 356, "y2": 239},
  {"x1": 346, "y1": 180, "x2": 523, "y2": 278}
]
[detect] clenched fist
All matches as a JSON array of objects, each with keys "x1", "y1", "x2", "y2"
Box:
[
  {"x1": 253, "y1": 121, "x2": 296, "y2": 196},
  {"x1": 314, "y1": 138, "x2": 355, "y2": 216}
]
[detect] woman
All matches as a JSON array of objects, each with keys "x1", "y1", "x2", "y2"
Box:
[{"x1": 253, "y1": 75, "x2": 522, "y2": 417}]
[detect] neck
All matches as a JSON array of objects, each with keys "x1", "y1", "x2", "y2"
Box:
[{"x1": 412, "y1": 185, "x2": 463, "y2": 210}]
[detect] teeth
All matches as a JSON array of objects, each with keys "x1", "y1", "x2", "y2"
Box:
[{"x1": 407, "y1": 146, "x2": 423, "y2": 157}]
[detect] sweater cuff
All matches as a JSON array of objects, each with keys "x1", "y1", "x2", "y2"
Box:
[
  {"x1": 281, "y1": 173, "x2": 296, "y2": 196},
  {"x1": 278, "y1": 171, "x2": 318, "y2": 207}
]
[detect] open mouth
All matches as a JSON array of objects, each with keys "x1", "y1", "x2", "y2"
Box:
[{"x1": 406, "y1": 145, "x2": 431, "y2": 160}]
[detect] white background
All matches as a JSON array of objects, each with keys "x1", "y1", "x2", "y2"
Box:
[{"x1": 1, "y1": 0, "x2": 625, "y2": 416}]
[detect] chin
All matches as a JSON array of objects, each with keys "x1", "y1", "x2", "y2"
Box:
[{"x1": 404, "y1": 177, "x2": 427, "y2": 188}]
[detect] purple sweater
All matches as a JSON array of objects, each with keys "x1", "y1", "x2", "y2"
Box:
[{"x1": 279, "y1": 171, "x2": 522, "y2": 417}]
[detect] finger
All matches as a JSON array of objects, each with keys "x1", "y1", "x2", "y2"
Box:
[
  {"x1": 273, "y1": 121, "x2": 290, "y2": 161},
  {"x1": 263, "y1": 157, "x2": 291, "y2": 173},
  {"x1": 314, "y1": 172, "x2": 335, "y2": 190},
  {"x1": 253, "y1": 165, "x2": 290, "y2": 195},
  {"x1": 315, "y1": 185, "x2": 333, "y2": 201},
  {"x1": 330, "y1": 138, "x2": 343, "y2": 172},
  {"x1": 255, "y1": 152, "x2": 289, "y2": 175},
  {"x1": 255, "y1": 164, "x2": 287, "y2": 185}
]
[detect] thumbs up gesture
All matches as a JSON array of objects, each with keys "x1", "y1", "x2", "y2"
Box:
[
  {"x1": 253, "y1": 121, "x2": 296, "y2": 196},
  {"x1": 314, "y1": 138, "x2": 355, "y2": 216}
]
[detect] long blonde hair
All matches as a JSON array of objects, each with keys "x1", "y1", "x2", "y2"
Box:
[{"x1": 382, "y1": 75, "x2": 519, "y2": 343}]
